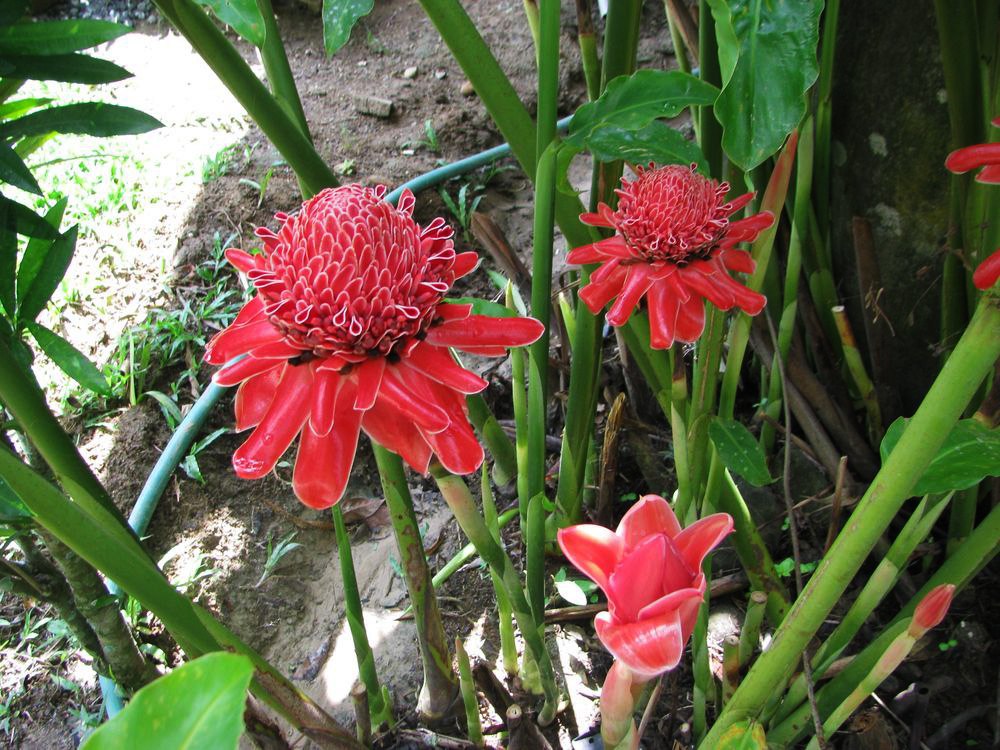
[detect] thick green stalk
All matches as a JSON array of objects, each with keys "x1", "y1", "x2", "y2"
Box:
[
  {"x1": 509, "y1": 287, "x2": 530, "y2": 520},
  {"x1": 372, "y1": 443, "x2": 457, "y2": 721},
  {"x1": 456, "y1": 637, "x2": 484, "y2": 747},
  {"x1": 738, "y1": 591, "x2": 768, "y2": 666},
  {"x1": 465, "y1": 393, "x2": 517, "y2": 485},
  {"x1": 686, "y1": 305, "x2": 726, "y2": 501},
  {"x1": 697, "y1": 0, "x2": 723, "y2": 176},
  {"x1": 332, "y1": 506, "x2": 393, "y2": 729},
  {"x1": 813, "y1": 0, "x2": 839, "y2": 233},
  {"x1": 481, "y1": 466, "x2": 518, "y2": 675},
  {"x1": 691, "y1": 563, "x2": 713, "y2": 741},
  {"x1": 526, "y1": 492, "x2": 546, "y2": 635},
  {"x1": 946, "y1": 487, "x2": 978, "y2": 555},
  {"x1": 0, "y1": 339, "x2": 134, "y2": 536},
  {"x1": 669, "y1": 346, "x2": 694, "y2": 521},
  {"x1": 663, "y1": 0, "x2": 692, "y2": 75},
  {"x1": 574, "y1": 0, "x2": 600, "y2": 100},
  {"x1": 600, "y1": 0, "x2": 641, "y2": 91},
  {"x1": 153, "y1": 0, "x2": 337, "y2": 197},
  {"x1": 701, "y1": 298, "x2": 1000, "y2": 746},
  {"x1": 431, "y1": 465, "x2": 560, "y2": 725},
  {"x1": 773, "y1": 492, "x2": 953, "y2": 725}
]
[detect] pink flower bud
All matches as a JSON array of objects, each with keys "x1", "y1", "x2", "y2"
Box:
[{"x1": 910, "y1": 584, "x2": 955, "y2": 636}]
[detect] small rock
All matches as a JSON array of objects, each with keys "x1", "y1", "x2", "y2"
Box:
[
  {"x1": 357, "y1": 60, "x2": 367, "y2": 67},
  {"x1": 460, "y1": 80, "x2": 475, "y2": 97},
  {"x1": 402, "y1": 66, "x2": 418, "y2": 79},
  {"x1": 354, "y1": 94, "x2": 394, "y2": 118},
  {"x1": 434, "y1": 69, "x2": 447, "y2": 80}
]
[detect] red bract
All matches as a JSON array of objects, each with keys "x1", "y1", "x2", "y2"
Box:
[
  {"x1": 205, "y1": 185, "x2": 544, "y2": 509},
  {"x1": 909, "y1": 583, "x2": 955, "y2": 637},
  {"x1": 944, "y1": 117, "x2": 1000, "y2": 184},
  {"x1": 973, "y1": 249, "x2": 1000, "y2": 290},
  {"x1": 567, "y1": 164, "x2": 773, "y2": 349},
  {"x1": 557, "y1": 494, "x2": 733, "y2": 679}
]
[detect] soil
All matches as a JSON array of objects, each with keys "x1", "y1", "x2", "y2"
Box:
[{"x1": 5, "y1": 2, "x2": 999, "y2": 749}]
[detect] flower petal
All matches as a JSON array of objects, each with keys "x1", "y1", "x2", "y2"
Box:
[
  {"x1": 557, "y1": 524, "x2": 624, "y2": 595},
  {"x1": 595, "y1": 609, "x2": 685, "y2": 679},
  {"x1": 636, "y1": 585, "x2": 704, "y2": 622},
  {"x1": 225, "y1": 248, "x2": 259, "y2": 273},
  {"x1": 674, "y1": 294, "x2": 706, "y2": 342},
  {"x1": 377, "y1": 367, "x2": 450, "y2": 433},
  {"x1": 435, "y1": 303, "x2": 473, "y2": 321},
  {"x1": 607, "y1": 535, "x2": 670, "y2": 621},
  {"x1": 204, "y1": 317, "x2": 283, "y2": 365},
  {"x1": 234, "y1": 367, "x2": 282, "y2": 431},
  {"x1": 616, "y1": 494, "x2": 682, "y2": 551},
  {"x1": 353, "y1": 357, "x2": 385, "y2": 410},
  {"x1": 309, "y1": 368, "x2": 341, "y2": 436},
  {"x1": 673, "y1": 513, "x2": 734, "y2": 573},
  {"x1": 402, "y1": 342, "x2": 489, "y2": 394},
  {"x1": 363, "y1": 399, "x2": 433, "y2": 473},
  {"x1": 293, "y1": 414, "x2": 362, "y2": 509},
  {"x1": 976, "y1": 164, "x2": 1000, "y2": 184},
  {"x1": 452, "y1": 251, "x2": 480, "y2": 278},
  {"x1": 646, "y1": 279, "x2": 681, "y2": 349},
  {"x1": 424, "y1": 315, "x2": 544, "y2": 350},
  {"x1": 232, "y1": 363, "x2": 314, "y2": 478},
  {"x1": 973, "y1": 248, "x2": 1000, "y2": 290},
  {"x1": 213, "y1": 354, "x2": 281, "y2": 387},
  {"x1": 945, "y1": 142, "x2": 1000, "y2": 174},
  {"x1": 606, "y1": 264, "x2": 655, "y2": 326},
  {"x1": 418, "y1": 379, "x2": 484, "y2": 475},
  {"x1": 578, "y1": 262, "x2": 628, "y2": 314}
]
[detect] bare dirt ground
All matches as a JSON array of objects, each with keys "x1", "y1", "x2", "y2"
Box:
[{"x1": 5, "y1": 1, "x2": 999, "y2": 749}]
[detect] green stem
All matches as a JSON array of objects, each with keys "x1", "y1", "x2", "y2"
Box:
[
  {"x1": 669, "y1": 346, "x2": 693, "y2": 522},
  {"x1": 431, "y1": 464, "x2": 560, "y2": 725},
  {"x1": 574, "y1": 0, "x2": 600, "y2": 100},
  {"x1": 372, "y1": 443, "x2": 457, "y2": 721},
  {"x1": 153, "y1": 0, "x2": 337, "y2": 197},
  {"x1": 697, "y1": 0, "x2": 723, "y2": 176},
  {"x1": 813, "y1": 0, "x2": 839, "y2": 233},
  {"x1": 332, "y1": 506, "x2": 393, "y2": 729},
  {"x1": 701, "y1": 298, "x2": 1000, "y2": 746},
  {"x1": 456, "y1": 637, "x2": 484, "y2": 747},
  {"x1": 465, "y1": 393, "x2": 517, "y2": 485},
  {"x1": 481, "y1": 466, "x2": 518, "y2": 676}
]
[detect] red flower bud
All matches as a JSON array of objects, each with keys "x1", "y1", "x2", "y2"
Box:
[{"x1": 910, "y1": 583, "x2": 955, "y2": 637}]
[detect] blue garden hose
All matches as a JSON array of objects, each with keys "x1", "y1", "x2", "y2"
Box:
[{"x1": 98, "y1": 114, "x2": 572, "y2": 718}]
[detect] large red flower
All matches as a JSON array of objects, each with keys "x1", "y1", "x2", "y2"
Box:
[
  {"x1": 557, "y1": 494, "x2": 733, "y2": 679},
  {"x1": 205, "y1": 185, "x2": 543, "y2": 509},
  {"x1": 567, "y1": 164, "x2": 773, "y2": 348}
]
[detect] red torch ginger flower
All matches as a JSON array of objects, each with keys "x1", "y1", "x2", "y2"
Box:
[
  {"x1": 205, "y1": 185, "x2": 544, "y2": 509},
  {"x1": 945, "y1": 117, "x2": 1000, "y2": 184},
  {"x1": 567, "y1": 164, "x2": 774, "y2": 348},
  {"x1": 557, "y1": 494, "x2": 733, "y2": 679}
]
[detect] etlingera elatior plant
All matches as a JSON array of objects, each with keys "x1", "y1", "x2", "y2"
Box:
[{"x1": 204, "y1": 184, "x2": 544, "y2": 509}]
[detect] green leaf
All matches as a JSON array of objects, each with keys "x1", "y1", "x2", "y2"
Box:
[
  {"x1": 583, "y1": 120, "x2": 707, "y2": 168},
  {"x1": 0, "y1": 141, "x2": 39, "y2": 193},
  {"x1": 16, "y1": 197, "x2": 66, "y2": 308},
  {"x1": 712, "y1": 0, "x2": 823, "y2": 170},
  {"x1": 0, "y1": 97, "x2": 53, "y2": 119},
  {"x1": 709, "y1": 417, "x2": 775, "y2": 486},
  {"x1": 0, "y1": 53, "x2": 132, "y2": 85},
  {"x1": 0, "y1": 476, "x2": 30, "y2": 523},
  {"x1": 717, "y1": 719, "x2": 767, "y2": 749},
  {"x1": 0, "y1": 208, "x2": 13, "y2": 318},
  {"x1": 705, "y1": 0, "x2": 740, "y2": 87},
  {"x1": 181, "y1": 453, "x2": 203, "y2": 483},
  {"x1": 322, "y1": 0, "x2": 375, "y2": 55},
  {"x1": 0, "y1": 195, "x2": 57, "y2": 239},
  {"x1": 445, "y1": 297, "x2": 517, "y2": 318},
  {"x1": 144, "y1": 390, "x2": 183, "y2": 428},
  {"x1": 566, "y1": 69, "x2": 719, "y2": 150},
  {"x1": 193, "y1": 0, "x2": 265, "y2": 47},
  {"x1": 880, "y1": 418, "x2": 1000, "y2": 495},
  {"x1": 0, "y1": 19, "x2": 130, "y2": 55},
  {"x1": 80, "y1": 652, "x2": 253, "y2": 750},
  {"x1": 27, "y1": 322, "x2": 110, "y2": 395},
  {"x1": 0, "y1": 103, "x2": 162, "y2": 140},
  {"x1": 16, "y1": 223, "x2": 77, "y2": 326}
]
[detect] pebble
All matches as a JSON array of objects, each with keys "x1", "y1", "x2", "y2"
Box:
[
  {"x1": 434, "y1": 69, "x2": 447, "y2": 80},
  {"x1": 402, "y1": 66, "x2": 418, "y2": 79},
  {"x1": 460, "y1": 80, "x2": 475, "y2": 97}
]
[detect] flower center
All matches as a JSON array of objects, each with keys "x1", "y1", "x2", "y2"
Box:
[
  {"x1": 253, "y1": 185, "x2": 456, "y2": 361},
  {"x1": 614, "y1": 164, "x2": 732, "y2": 264}
]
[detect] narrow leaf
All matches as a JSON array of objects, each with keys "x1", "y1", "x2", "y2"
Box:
[
  {"x1": 16, "y1": 197, "x2": 67, "y2": 307},
  {"x1": 0, "y1": 476, "x2": 30, "y2": 523},
  {"x1": 880, "y1": 418, "x2": 1000, "y2": 495},
  {"x1": 0, "y1": 19, "x2": 130, "y2": 55},
  {"x1": 583, "y1": 120, "x2": 706, "y2": 168},
  {"x1": 566, "y1": 69, "x2": 719, "y2": 149},
  {"x1": 0, "y1": 196, "x2": 57, "y2": 239},
  {"x1": 717, "y1": 719, "x2": 768, "y2": 749},
  {"x1": 322, "y1": 0, "x2": 375, "y2": 55},
  {"x1": 81, "y1": 652, "x2": 253, "y2": 750},
  {"x1": 0, "y1": 141, "x2": 40, "y2": 193},
  {"x1": 0, "y1": 98, "x2": 53, "y2": 119},
  {"x1": 0, "y1": 103, "x2": 162, "y2": 139},
  {"x1": 713, "y1": 0, "x2": 823, "y2": 169},
  {"x1": 27, "y1": 322, "x2": 110, "y2": 395},
  {"x1": 0, "y1": 53, "x2": 132, "y2": 85},
  {"x1": 144, "y1": 390, "x2": 183, "y2": 427},
  {"x1": 194, "y1": 0, "x2": 266, "y2": 47},
  {"x1": 709, "y1": 417, "x2": 775, "y2": 486},
  {"x1": 17, "y1": 223, "x2": 77, "y2": 326},
  {"x1": 0, "y1": 205, "x2": 13, "y2": 317}
]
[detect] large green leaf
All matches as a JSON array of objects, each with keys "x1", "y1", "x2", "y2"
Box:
[
  {"x1": 81, "y1": 652, "x2": 253, "y2": 750},
  {"x1": 17, "y1": 224, "x2": 77, "y2": 326},
  {"x1": 28, "y1": 322, "x2": 110, "y2": 395},
  {"x1": 583, "y1": 120, "x2": 707, "y2": 168},
  {"x1": 322, "y1": 0, "x2": 375, "y2": 56},
  {"x1": 0, "y1": 53, "x2": 132, "y2": 85},
  {"x1": 0, "y1": 141, "x2": 39, "y2": 193},
  {"x1": 880, "y1": 418, "x2": 1000, "y2": 495},
  {"x1": 15, "y1": 197, "x2": 66, "y2": 308},
  {"x1": 705, "y1": 0, "x2": 740, "y2": 87},
  {"x1": 712, "y1": 0, "x2": 822, "y2": 170},
  {"x1": 566, "y1": 69, "x2": 719, "y2": 151},
  {"x1": 0, "y1": 196, "x2": 57, "y2": 239},
  {"x1": 194, "y1": 0, "x2": 265, "y2": 47},
  {"x1": 0, "y1": 103, "x2": 162, "y2": 139},
  {"x1": 709, "y1": 417, "x2": 775, "y2": 487},
  {"x1": 0, "y1": 19, "x2": 131, "y2": 55},
  {"x1": 0, "y1": 475, "x2": 31, "y2": 524}
]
